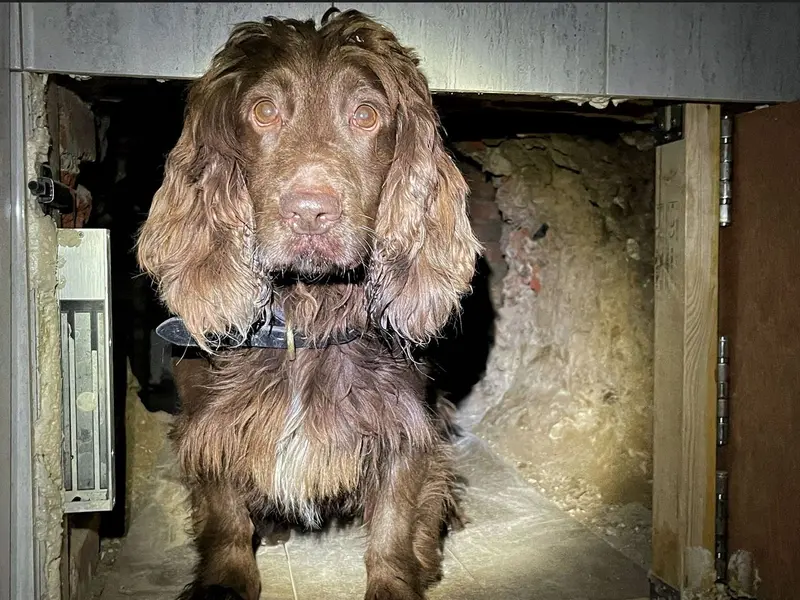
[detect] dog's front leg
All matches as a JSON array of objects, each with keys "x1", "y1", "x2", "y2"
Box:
[
  {"x1": 179, "y1": 482, "x2": 261, "y2": 600},
  {"x1": 363, "y1": 450, "x2": 449, "y2": 600}
]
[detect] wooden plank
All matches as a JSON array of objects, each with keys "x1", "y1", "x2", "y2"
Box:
[
  {"x1": 680, "y1": 103, "x2": 720, "y2": 589},
  {"x1": 652, "y1": 104, "x2": 720, "y2": 594},
  {"x1": 653, "y1": 136, "x2": 687, "y2": 588}
]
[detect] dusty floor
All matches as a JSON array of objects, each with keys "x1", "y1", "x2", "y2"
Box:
[{"x1": 91, "y1": 426, "x2": 649, "y2": 600}]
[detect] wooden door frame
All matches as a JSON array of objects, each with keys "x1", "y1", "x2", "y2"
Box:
[{"x1": 651, "y1": 103, "x2": 721, "y2": 597}]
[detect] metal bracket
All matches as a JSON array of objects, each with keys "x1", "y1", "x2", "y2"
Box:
[
  {"x1": 649, "y1": 574, "x2": 680, "y2": 600},
  {"x1": 720, "y1": 114, "x2": 733, "y2": 227},
  {"x1": 715, "y1": 471, "x2": 729, "y2": 582},
  {"x1": 27, "y1": 163, "x2": 76, "y2": 215},
  {"x1": 717, "y1": 335, "x2": 730, "y2": 446},
  {"x1": 654, "y1": 105, "x2": 684, "y2": 145}
]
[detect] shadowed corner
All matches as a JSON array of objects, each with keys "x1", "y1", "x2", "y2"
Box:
[{"x1": 427, "y1": 254, "x2": 497, "y2": 410}]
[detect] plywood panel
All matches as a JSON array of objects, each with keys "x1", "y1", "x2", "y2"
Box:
[
  {"x1": 20, "y1": 3, "x2": 330, "y2": 78},
  {"x1": 607, "y1": 3, "x2": 800, "y2": 102},
  {"x1": 341, "y1": 2, "x2": 606, "y2": 95},
  {"x1": 21, "y1": 2, "x2": 607, "y2": 95},
  {"x1": 19, "y1": 3, "x2": 800, "y2": 101},
  {"x1": 719, "y1": 101, "x2": 800, "y2": 600}
]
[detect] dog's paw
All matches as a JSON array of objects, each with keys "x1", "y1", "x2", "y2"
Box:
[
  {"x1": 256, "y1": 519, "x2": 292, "y2": 547},
  {"x1": 364, "y1": 582, "x2": 425, "y2": 600},
  {"x1": 178, "y1": 583, "x2": 248, "y2": 600}
]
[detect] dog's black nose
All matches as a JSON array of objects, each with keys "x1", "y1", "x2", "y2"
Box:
[{"x1": 279, "y1": 188, "x2": 342, "y2": 234}]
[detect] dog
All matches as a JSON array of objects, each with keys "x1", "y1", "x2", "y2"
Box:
[{"x1": 137, "y1": 9, "x2": 481, "y2": 600}]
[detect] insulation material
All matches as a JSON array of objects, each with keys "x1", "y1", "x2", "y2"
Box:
[
  {"x1": 124, "y1": 359, "x2": 173, "y2": 527},
  {"x1": 455, "y1": 133, "x2": 655, "y2": 565},
  {"x1": 727, "y1": 550, "x2": 760, "y2": 598}
]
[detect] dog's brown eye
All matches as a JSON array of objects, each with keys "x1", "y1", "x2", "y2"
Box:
[
  {"x1": 253, "y1": 100, "x2": 279, "y2": 126},
  {"x1": 352, "y1": 104, "x2": 378, "y2": 130}
]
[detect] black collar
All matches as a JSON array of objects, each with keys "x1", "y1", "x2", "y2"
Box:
[{"x1": 155, "y1": 313, "x2": 359, "y2": 351}]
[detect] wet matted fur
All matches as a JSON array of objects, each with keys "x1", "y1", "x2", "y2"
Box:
[{"x1": 137, "y1": 9, "x2": 481, "y2": 600}]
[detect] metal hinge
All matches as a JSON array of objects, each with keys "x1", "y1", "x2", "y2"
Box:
[
  {"x1": 654, "y1": 104, "x2": 684, "y2": 146},
  {"x1": 720, "y1": 114, "x2": 733, "y2": 227},
  {"x1": 715, "y1": 470, "x2": 729, "y2": 582},
  {"x1": 717, "y1": 335, "x2": 730, "y2": 446}
]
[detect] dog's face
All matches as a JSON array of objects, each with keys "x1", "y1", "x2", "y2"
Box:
[
  {"x1": 137, "y1": 11, "x2": 481, "y2": 346},
  {"x1": 239, "y1": 57, "x2": 396, "y2": 277}
]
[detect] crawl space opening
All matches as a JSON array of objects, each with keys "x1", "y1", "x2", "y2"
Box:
[{"x1": 47, "y1": 73, "x2": 658, "y2": 600}]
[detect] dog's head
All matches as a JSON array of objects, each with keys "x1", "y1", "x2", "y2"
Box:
[{"x1": 137, "y1": 10, "x2": 481, "y2": 347}]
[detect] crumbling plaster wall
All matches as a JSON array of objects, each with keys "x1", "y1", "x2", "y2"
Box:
[
  {"x1": 26, "y1": 72, "x2": 64, "y2": 600},
  {"x1": 455, "y1": 131, "x2": 656, "y2": 565}
]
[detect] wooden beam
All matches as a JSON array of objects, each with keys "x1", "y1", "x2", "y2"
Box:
[{"x1": 652, "y1": 103, "x2": 720, "y2": 595}]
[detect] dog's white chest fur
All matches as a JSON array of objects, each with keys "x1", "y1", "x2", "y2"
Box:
[
  {"x1": 271, "y1": 390, "x2": 316, "y2": 523},
  {"x1": 269, "y1": 388, "x2": 363, "y2": 527}
]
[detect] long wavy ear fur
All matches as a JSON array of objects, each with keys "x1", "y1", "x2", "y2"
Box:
[
  {"x1": 333, "y1": 12, "x2": 482, "y2": 345},
  {"x1": 136, "y1": 24, "x2": 278, "y2": 349}
]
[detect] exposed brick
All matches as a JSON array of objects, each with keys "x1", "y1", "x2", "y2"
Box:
[
  {"x1": 61, "y1": 184, "x2": 93, "y2": 229},
  {"x1": 472, "y1": 220, "x2": 503, "y2": 244},
  {"x1": 457, "y1": 140, "x2": 487, "y2": 155},
  {"x1": 469, "y1": 182, "x2": 496, "y2": 204},
  {"x1": 59, "y1": 171, "x2": 77, "y2": 188},
  {"x1": 469, "y1": 199, "x2": 501, "y2": 223},
  {"x1": 483, "y1": 241, "x2": 506, "y2": 266},
  {"x1": 460, "y1": 160, "x2": 496, "y2": 205}
]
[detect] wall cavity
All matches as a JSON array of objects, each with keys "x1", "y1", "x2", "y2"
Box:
[{"x1": 455, "y1": 132, "x2": 655, "y2": 566}]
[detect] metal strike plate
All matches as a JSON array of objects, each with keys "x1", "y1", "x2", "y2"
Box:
[{"x1": 57, "y1": 228, "x2": 116, "y2": 513}]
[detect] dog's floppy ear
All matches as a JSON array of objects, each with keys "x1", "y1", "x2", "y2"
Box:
[
  {"x1": 136, "y1": 24, "x2": 280, "y2": 349},
  {"x1": 332, "y1": 12, "x2": 482, "y2": 345}
]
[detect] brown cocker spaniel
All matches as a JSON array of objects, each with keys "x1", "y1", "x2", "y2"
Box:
[{"x1": 137, "y1": 9, "x2": 481, "y2": 600}]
